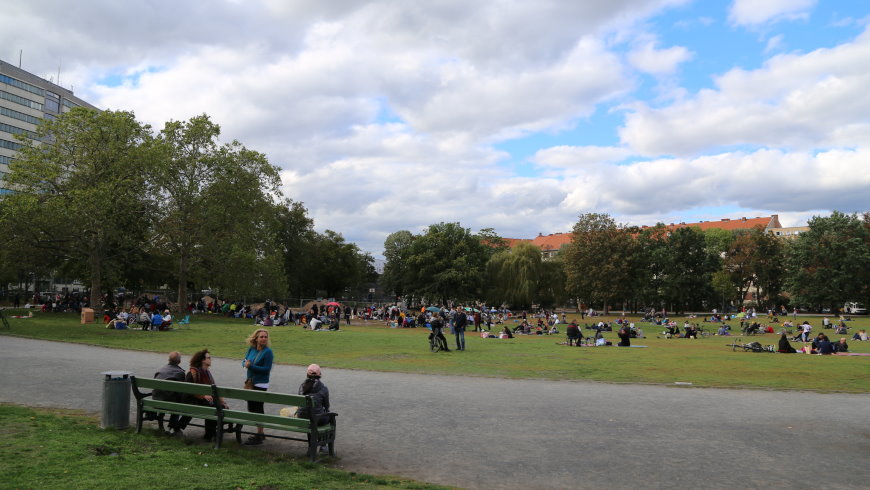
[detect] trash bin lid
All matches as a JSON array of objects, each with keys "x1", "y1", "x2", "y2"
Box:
[{"x1": 102, "y1": 370, "x2": 132, "y2": 379}]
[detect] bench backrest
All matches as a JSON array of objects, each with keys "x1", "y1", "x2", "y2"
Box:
[
  {"x1": 215, "y1": 386, "x2": 311, "y2": 407},
  {"x1": 131, "y1": 376, "x2": 214, "y2": 397}
]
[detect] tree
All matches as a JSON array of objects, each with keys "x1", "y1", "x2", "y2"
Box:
[
  {"x1": 404, "y1": 222, "x2": 493, "y2": 304},
  {"x1": 785, "y1": 211, "x2": 870, "y2": 311},
  {"x1": 486, "y1": 242, "x2": 566, "y2": 309},
  {"x1": 274, "y1": 199, "x2": 317, "y2": 300},
  {"x1": 307, "y1": 230, "x2": 375, "y2": 299},
  {"x1": 151, "y1": 115, "x2": 282, "y2": 308},
  {"x1": 2, "y1": 108, "x2": 154, "y2": 307},
  {"x1": 486, "y1": 242, "x2": 543, "y2": 309},
  {"x1": 563, "y1": 213, "x2": 636, "y2": 313},
  {"x1": 381, "y1": 230, "x2": 416, "y2": 299},
  {"x1": 659, "y1": 227, "x2": 715, "y2": 312}
]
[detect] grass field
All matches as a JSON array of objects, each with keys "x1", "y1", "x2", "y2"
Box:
[
  {"x1": 2, "y1": 310, "x2": 869, "y2": 392},
  {"x1": 0, "y1": 404, "x2": 442, "y2": 489}
]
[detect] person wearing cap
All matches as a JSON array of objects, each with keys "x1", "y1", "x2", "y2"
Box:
[
  {"x1": 297, "y1": 364, "x2": 331, "y2": 428},
  {"x1": 161, "y1": 310, "x2": 173, "y2": 330}
]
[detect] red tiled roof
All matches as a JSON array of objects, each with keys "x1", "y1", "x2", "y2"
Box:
[{"x1": 503, "y1": 215, "x2": 781, "y2": 249}]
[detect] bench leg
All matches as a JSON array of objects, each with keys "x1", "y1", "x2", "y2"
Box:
[
  {"x1": 307, "y1": 434, "x2": 318, "y2": 462},
  {"x1": 135, "y1": 406, "x2": 143, "y2": 434}
]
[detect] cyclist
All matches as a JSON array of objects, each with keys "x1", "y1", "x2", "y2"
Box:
[{"x1": 429, "y1": 313, "x2": 450, "y2": 352}]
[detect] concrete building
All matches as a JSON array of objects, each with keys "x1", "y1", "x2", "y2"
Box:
[{"x1": 0, "y1": 59, "x2": 97, "y2": 193}]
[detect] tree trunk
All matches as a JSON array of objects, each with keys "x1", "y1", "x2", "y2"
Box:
[
  {"x1": 89, "y1": 246, "x2": 102, "y2": 312},
  {"x1": 176, "y1": 251, "x2": 187, "y2": 315}
]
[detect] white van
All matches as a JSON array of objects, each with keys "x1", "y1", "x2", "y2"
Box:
[{"x1": 844, "y1": 302, "x2": 867, "y2": 315}]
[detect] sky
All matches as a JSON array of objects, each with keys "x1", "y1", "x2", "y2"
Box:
[{"x1": 3, "y1": 0, "x2": 869, "y2": 257}]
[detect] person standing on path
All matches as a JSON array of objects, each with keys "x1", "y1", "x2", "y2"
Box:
[
  {"x1": 243, "y1": 328, "x2": 274, "y2": 445},
  {"x1": 454, "y1": 307, "x2": 467, "y2": 351}
]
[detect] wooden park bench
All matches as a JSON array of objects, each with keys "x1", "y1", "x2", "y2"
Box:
[{"x1": 130, "y1": 376, "x2": 337, "y2": 461}]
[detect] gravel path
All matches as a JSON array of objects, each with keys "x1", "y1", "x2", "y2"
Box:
[{"x1": 1, "y1": 336, "x2": 868, "y2": 489}]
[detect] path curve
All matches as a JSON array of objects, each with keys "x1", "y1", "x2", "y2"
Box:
[{"x1": 0, "y1": 336, "x2": 867, "y2": 489}]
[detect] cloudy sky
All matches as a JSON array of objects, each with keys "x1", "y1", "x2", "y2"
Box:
[{"x1": 3, "y1": 0, "x2": 869, "y2": 256}]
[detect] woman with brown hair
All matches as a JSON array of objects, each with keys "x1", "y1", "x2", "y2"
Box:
[
  {"x1": 242, "y1": 328, "x2": 273, "y2": 445},
  {"x1": 180, "y1": 349, "x2": 227, "y2": 441}
]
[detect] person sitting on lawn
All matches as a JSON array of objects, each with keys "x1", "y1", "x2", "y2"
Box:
[
  {"x1": 617, "y1": 325, "x2": 631, "y2": 346},
  {"x1": 161, "y1": 310, "x2": 173, "y2": 330},
  {"x1": 815, "y1": 334, "x2": 834, "y2": 355},
  {"x1": 501, "y1": 325, "x2": 514, "y2": 339},
  {"x1": 716, "y1": 325, "x2": 730, "y2": 336},
  {"x1": 566, "y1": 322, "x2": 581, "y2": 346},
  {"x1": 851, "y1": 329, "x2": 868, "y2": 341},
  {"x1": 777, "y1": 332, "x2": 796, "y2": 353},
  {"x1": 833, "y1": 337, "x2": 849, "y2": 353},
  {"x1": 150, "y1": 311, "x2": 163, "y2": 331}
]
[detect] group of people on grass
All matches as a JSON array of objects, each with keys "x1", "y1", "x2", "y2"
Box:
[
  {"x1": 777, "y1": 331, "x2": 851, "y2": 354},
  {"x1": 150, "y1": 328, "x2": 331, "y2": 448},
  {"x1": 103, "y1": 306, "x2": 174, "y2": 331}
]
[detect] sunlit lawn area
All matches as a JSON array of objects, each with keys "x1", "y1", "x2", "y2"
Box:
[{"x1": 3, "y1": 310, "x2": 869, "y2": 392}]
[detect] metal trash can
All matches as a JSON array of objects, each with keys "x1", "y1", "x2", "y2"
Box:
[{"x1": 101, "y1": 370, "x2": 131, "y2": 429}]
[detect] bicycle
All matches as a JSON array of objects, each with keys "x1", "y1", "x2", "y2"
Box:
[{"x1": 428, "y1": 332, "x2": 442, "y2": 352}]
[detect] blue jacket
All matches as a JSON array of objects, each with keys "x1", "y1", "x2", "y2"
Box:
[{"x1": 244, "y1": 346, "x2": 274, "y2": 385}]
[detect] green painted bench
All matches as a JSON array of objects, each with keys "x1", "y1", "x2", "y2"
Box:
[{"x1": 130, "y1": 376, "x2": 337, "y2": 461}]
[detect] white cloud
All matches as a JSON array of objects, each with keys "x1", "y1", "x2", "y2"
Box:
[
  {"x1": 533, "y1": 145, "x2": 634, "y2": 170},
  {"x1": 764, "y1": 34, "x2": 785, "y2": 53},
  {"x1": 619, "y1": 26, "x2": 870, "y2": 156},
  {"x1": 627, "y1": 40, "x2": 693, "y2": 76},
  {"x1": 729, "y1": 0, "x2": 816, "y2": 27}
]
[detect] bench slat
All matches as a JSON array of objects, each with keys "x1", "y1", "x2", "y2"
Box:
[
  {"x1": 214, "y1": 387, "x2": 308, "y2": 406},
  {"x1": 133, "y1": 377, "x2": 214, "y2": 396},
  {"x1": 143, "y1": 400, "x2": 219, "y2": 419},
  {"x1": 221, "y1": 409, "x2": 314, "y2": 430}
]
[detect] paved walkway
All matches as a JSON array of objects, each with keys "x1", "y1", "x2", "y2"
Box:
[{"x1": 1, "y1": 336, "x2": 868, "y2": 489}]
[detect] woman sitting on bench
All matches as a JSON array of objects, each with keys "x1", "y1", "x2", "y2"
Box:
[{"x1": 179, "y1": 349, "x2": 228, "y2": 441}]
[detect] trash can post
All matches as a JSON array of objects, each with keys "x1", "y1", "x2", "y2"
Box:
[{"x1": 101, "y1": 370, "x2": 132, "y2": 429}]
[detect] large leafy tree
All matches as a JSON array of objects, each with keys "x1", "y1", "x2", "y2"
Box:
[
  {"x1": 151, "y1": 115, "x2": 282, "y2": 308},
  {"x1": 307, "y1": 230, "x2": 375, "y2": 298},
  {"x1": 659, "y1": 226, "x2": 715, "y2": 312},
  {"x1": 563, "y1": 213, "x2": 636, "y2": 313},
  {"x1": 381, "y1": 230, "x2": 416, "y2": 300},
  {"x1": 785, "y1": 211, "x2": 870, "y2": 311},
  {"x1": 274, "y1": 199, "x2": 317, "y2": 300},
  {"x1": 1, "y1": 108, "x2": 154, "y2": 307},
  {"x1": 404, "y1": 222, "x2": 493, "y2": 304}
]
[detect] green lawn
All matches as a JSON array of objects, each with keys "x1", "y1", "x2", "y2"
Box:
[
  {"x1": 0, "y1": 404, "x2": 443, "y2": 489},
  {"x1": 2, "y1": 310, "x2": 869, "y2": 392}
]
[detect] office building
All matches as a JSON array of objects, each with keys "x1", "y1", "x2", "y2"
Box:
[{"x1": 0, "y1": 59, "x2": 97, "y2": 193}]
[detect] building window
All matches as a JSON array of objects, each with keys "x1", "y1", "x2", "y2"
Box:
[
  {"x1": 0, "y1": 89, "x2": 43, "y2": 110},
  {"x1": 0, "y1": 121, "x2": 38, "y2": 139},
  {"x1": 0, "y1": 106, "x2": 41, "y2": 125},
  {"x1": 0, "y1": 155, "x2": 12, "y2": 165},
  {"x1": 0, "y1": 138, "x2": 22, "y2": 150},
  {"x1": 62, "y1": 98, "x2": 79, "y2": 109},
  {"x1": 0, "y1": 73, "x2": 45, "y2": 97},
  {"x1": 44, "y1": 91, "x2": 60, "y2": 113}
]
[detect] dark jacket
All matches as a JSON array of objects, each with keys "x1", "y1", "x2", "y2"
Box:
[
  {"x1": 297, "y1": 378, "x2": 330, "y2": 423},
  {"x1": 153, "y1": 363, "x2": 185, "y2": 401},
  {"x1": 455, "y1": 312, "x2": 468, "y2": 331}
]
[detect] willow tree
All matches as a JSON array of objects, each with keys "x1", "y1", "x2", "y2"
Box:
[{"x1": 486, "y1": 242, "x2": 544, "y2": 309}]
